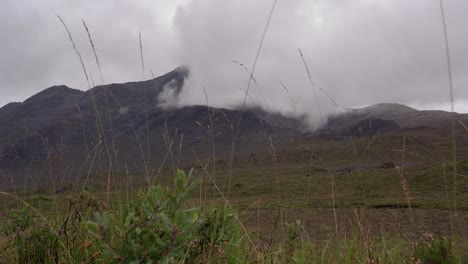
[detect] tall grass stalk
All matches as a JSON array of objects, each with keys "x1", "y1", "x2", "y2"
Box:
[
  {"x1": 350, "y1": 135, "x2": 369, "y2": 207},
  {"x1": 82, "y1": 20, "x2": 104, "y2": 84},
  {"x1": 162, "y1": 125, "x2": 178, "y2": 176},
  {"x1": 279, "y1": 81, "x2": 296, "y2": 113},
  {"x1": 229, "y1": 0, "x2": 277, "y2": 201},
  {"x1": 82, "y1": 19, "x2": 118, "y2": 205},
  {"x1": 299, "y1": 48, "x2": 324, "y2": 125},
  {"x1": 267, "y1": 135, "x2": 284, "y2": 238},
  {"x1": 313, "y1": 152, "x2": 339, "y2": 235},
  {"x1": 397, "y1": 136, "x2": 413, "y2": 222},
  {"x1": 197, "y1": 163, "x2": 260, "y2": 260},
  {"x1": 438, "y1": 0, "x2": 458, "y2": 210},
  {"x1": 139, "y1": 32, "x2": 146, "y2": 80},
  {"x1": 201, "y1": 85, "x2": 218, "y2": 199},
  {"x1": 304, "y1": 150, "x2": 315, "y2": 218},
  {"x1": 442, "y1": 159, "x2": 456, "y2": 240},
  {"x1": 58, "y1": 15, "x2": 112, "y2": 203},
  {"x1": 232, "y1": 60, "x2": 270, "y2": 111},
  {"x1": 239, "y1": 0, "x2": 277, "y2": 110},
  {"x1": 57, "y1": 15, "x2": 91, "y2": 89},
  {"x1": 228, "y1": 61, "x2": 278, "y2": 196},
  {"x1": 137, "y1": 32, "x2": 152, "y2": 187}
]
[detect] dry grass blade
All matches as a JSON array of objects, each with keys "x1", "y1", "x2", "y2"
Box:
[
  {"x1": 195, "y1": 162, "x2": 261, "y2": 260},
  {"x1": 315, "y1": 152, "x2": 339, "y2": 235},
  {"x1": 439, "y1": 0, "x2": 458, "y2": 206},
  {"x1": 442, "y1": 160, "x2": 456, "y2": 240},
  {"x1": 299, "y1": 49, "x2": 342, "y2": 115},
  {"x1": 0, "y1": 234, "x2": 15, "y2": 262},
  {"x1": 139, "y1": 32, "x2": 146, "y2": 80},
  {"x1": 58, "y1": 15, "x2": 110, "y2": 200},
  {"x1": 279, "y1": 81, "x2": 296, "y2": 112},
  {"x1": 228, "y1": 0, "x2": 277, "y2": 202},
  {"x1": 83, "y1": 20, "x2": 118, "y2": 203},
  {"x1": 232, "y1": 60, "x2": 270, "y2": 111},
  {"x1": 239, "y1": 88, "x2": 259, "y2": 106},
  {"x1": 232, "y1": 60, "x2": 259, "y2": 87},
  {"x1": 89, "y1": 71, "x2": 96, "y2": 87},
  {"x1": 299, "y1": 48, "x2": 324, "y2": 124},
  {"x1": 266, "y1": 134, "x2": 285, "y2": 240},
  {"x1": 395, "y1": 137, "x2": 413, "y2": 222},
  {"x1": 439, "y1": 0, "x2": 455, "y2": 114},
  {"x1": 57, "y1": 15, "x2": 91, "y2": 89},
  {"x1": 459, "y1": 120, "x2": 468, "y2": 132},
  {"x1": 318, "y1": 84, "x2": 340, "y2": 110},
  {"x1": 239, "y1": 0, "x2": 277, "y2": 110},
  {"x1": 201, "y1": 86, "x2": 216, "y2": 188},
  {"x1": 82, "y1": 20, "x2": 104, "y2": 84}
]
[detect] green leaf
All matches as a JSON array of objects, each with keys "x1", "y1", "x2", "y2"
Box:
[
  {"x1": 176, "y1": 169, "x2": 186, "y2": 192},
  {"x1": 87, "y1": 221, "x2": 99, "y2": 233},
  {"x1": 125, "y1": 212, "x2": 135, "y2": 227},
  {"x1": 102, "y1": 213, "x2": 113, "y2": 228}
]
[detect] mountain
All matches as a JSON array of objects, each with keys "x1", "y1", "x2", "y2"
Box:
[
  {"x1": 1, "y1": 66, "x2": 467, "y2": 188},
  {"x1": 0, "y1": 67, "x2": 305, "y2": 186},
  {"x1": 321, "y1": 103, "x2": 468, "y2": 137}
]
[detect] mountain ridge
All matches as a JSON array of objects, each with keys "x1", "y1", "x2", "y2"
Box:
[
  {"x1": 0, "y1": 67, "x2": 304, "y2": 185},
  {"x1": 1, "y1": 68, "x2": 467, "y2": 187}
]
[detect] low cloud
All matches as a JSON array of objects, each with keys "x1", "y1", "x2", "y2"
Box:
[{"x1": 158, "y1": 79, "x2": 182, "y2": 109}]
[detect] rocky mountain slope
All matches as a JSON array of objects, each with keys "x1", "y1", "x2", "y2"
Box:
[
  {"x1": 1, "y1": 67, "x2": 467, "y2": 187},
  {"x1": 0, "y1": 67, "x2": 305, "y2": 185}
]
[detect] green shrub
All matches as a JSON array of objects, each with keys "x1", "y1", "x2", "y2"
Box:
[
  {"x1": 3, "y1": 192, "x2": 100, "y2": 263},
  {"x1": 5, "y1": 207, "x2": 35, "y2": 232},
  {"x1": 286, "y1": 220, "x2": 302, "y2": 260},
  {"x1": 87, "y1": 169, "x2": 244, "y2": 263},
  {"x1": 15, "y1": 220, "x2": 60, "y2": 264},
  {"x1": 4, "y1": 207, "x2": 60, "y2": 263},
  {"x1": 412, "y1": 234, "x2": 457, "y2": 264}
]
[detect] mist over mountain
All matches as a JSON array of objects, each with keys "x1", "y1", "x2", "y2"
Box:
[
  {"x1": 0, "y1": 68, "x2": 307, "y2": 186},
  {"x1": 1, "y1": 67, "x2": 467, "y2": 189}
]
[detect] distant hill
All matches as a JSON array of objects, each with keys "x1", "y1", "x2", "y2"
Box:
[{"x1": 321, "y1": 103, "x2": 468, "y2": 137}]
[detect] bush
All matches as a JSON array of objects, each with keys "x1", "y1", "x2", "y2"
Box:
[
  {"x1": 14, "y1": 220, "x2": 60, "y2": 264},
  {"x1": 87, "y1": 169, "x2": 245, "y2": 263},
  {"x1": 3, "y1": 192, "x2": 100, "y2": 263},
  {"x1": 412, "y1": 233, "x2": 457, "y2": 264}
]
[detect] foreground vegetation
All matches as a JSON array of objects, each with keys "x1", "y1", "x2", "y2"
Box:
[
  {"x1": 1, "y1": 133, "x2": 467, "y2": 263},
  {"x1": 1, "y1": 166, "x2": 465, "y2": 263}
]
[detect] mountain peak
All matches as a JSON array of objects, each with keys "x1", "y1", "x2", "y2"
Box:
[
  {"x1": 23, "y1": 85, "x2": 83, "y2": 105},
  {"x1": 173, "y1": 65, "x2": 190, "y2": 77},
  {"x1": 359, "y1": 103, "x2": 416, "y2": 114}
]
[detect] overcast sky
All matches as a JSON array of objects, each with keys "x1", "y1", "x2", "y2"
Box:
[{"x1": 1, "y1": 0, "x2": 468, "y2": 125}]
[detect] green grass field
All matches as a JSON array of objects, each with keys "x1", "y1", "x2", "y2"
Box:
[{"x1": 1, "y1": 132, "x2": 467, "y2": 263}]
